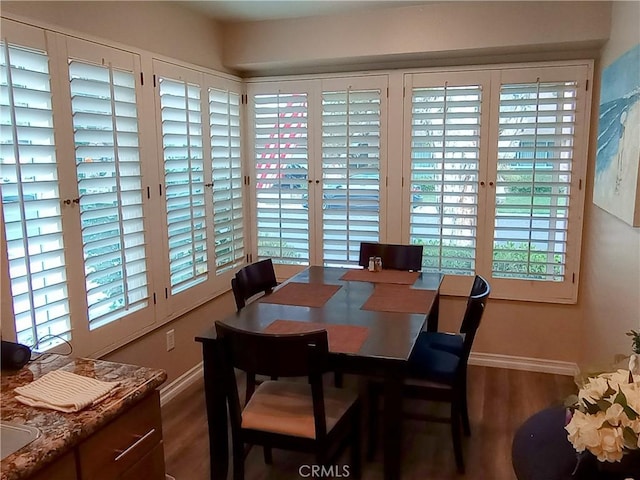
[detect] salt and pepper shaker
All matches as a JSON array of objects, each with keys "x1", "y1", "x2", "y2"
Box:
[
  {"x1": 374, "y1": 256, "x2": 382, "y2": 272},
  {"x1": 368, "y1": 256, "x2": 375, "y2": 272}
]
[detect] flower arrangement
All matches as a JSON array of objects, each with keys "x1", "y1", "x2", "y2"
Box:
[{"x1": 565, "y1": 369, "x2": 640, "y2": 463}]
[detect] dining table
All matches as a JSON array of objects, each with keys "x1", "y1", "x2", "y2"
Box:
[{"x1": 196, "y1": 265, "x2": 443, "y2": 480}]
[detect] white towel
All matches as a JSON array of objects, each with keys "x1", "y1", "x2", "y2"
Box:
[{"x1": 14, "y1": 370, "x2": 120, "y2": 413}]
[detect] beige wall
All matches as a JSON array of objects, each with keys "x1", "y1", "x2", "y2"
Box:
[
  {"x1": 0, "y1": 1, "x2": 229, "y2": 73},
  {"x1": 223, "y1": 1, "x2": 610, "y2": 75},
  {"x1": 581, "y1": 1, "x2": 640, "y2": 370},
  {"x1": 104, "y1": 292, "x2": 236, "y2": 384}
]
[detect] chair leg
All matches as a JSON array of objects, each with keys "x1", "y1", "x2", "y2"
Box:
[
  {"x1": 263, "y1": 446, "x2": 273, "y2": 465},
  {"x1": 461, "y1": 387, "x2": 471, "y2": 437},
  {"x1": 334, "y1": 370, "x2": 343, "y2": 388},
  {"x1": 232, "y1": 438, "x2": 245, "y2": 480},
  {"x1": 350, "y1": 405, "x2": 362, "y2": 480},
  {"x1": 366, "y1": 384, "x2": 379, "y2": 461},
  {"x1": 451, "y1": 401, "x2": 465, "y2": 474}
]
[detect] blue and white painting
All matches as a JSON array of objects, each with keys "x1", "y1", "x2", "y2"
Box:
[{"x1": 594, "y1": 44, "x2": 640, "y2": 227}]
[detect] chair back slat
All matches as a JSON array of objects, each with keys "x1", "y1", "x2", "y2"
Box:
[
  {"x1": 215, "y1": 321, "x2": 329, "y2": 378},
  {"x1": 232, "y1": 258, "x2": 278, "y2": 311},
  {"x1": 459, "y1": 275, "x2": 490, "y2": 360},
  {"x1": 358, "y1": 242, "x2": 423, "y2": 271}
]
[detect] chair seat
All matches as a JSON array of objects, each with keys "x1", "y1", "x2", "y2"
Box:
[
  {"x1": 408, "y1": 342, "x2": 461, "y2": 384},
  {"x1": 416, "y1": 331, "x2": 465, "y2": 357},
  {"x1": 242, "y1": 380, "x2": 359, "y2": 439}
]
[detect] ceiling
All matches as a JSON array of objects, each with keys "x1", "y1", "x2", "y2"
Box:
[{"x1": 179, "y1": 0, "x2": 431, "y2": 22}]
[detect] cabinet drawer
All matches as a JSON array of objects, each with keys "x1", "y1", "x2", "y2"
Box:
[
  {"x1": 78, "y1": 391, "x2": 162, "y2": 480},
  {"x1": 120, "y1": 442, "x2": 166, "y2": 480}
]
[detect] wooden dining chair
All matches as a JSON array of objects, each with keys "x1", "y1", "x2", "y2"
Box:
[
  {"x1": 367, "y1": 275, "x2": 490, "y2": 474},
  {"x1": 215, "y1": 321, "x2": 362, "y2": 480},
  {"x1": 420, "y1": 275, "x2": 491, "y2": 356},
  {"x1": 357, "y1": 242, "x2": 423, "y2": 271},
  {"x1": 231, "y1": 258, "x2": 278, "y2": 311}
]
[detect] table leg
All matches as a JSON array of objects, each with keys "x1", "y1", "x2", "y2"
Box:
[
  {"x1": 201, "y1": 341, "x2": 228, "y2": 480},
  {"x1": 383, "y1": 369, "x2": 404, "y2": 480},
  {"x1": 426, "y1": 291, "x2": 440, "y2": 332}
]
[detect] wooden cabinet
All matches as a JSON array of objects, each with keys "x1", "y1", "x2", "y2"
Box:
[
  {"x1": 29, "y1": 391, "x2": 165, "y2": 480},
  {"x1": 30, "y1": 452, "x2": 77, "y2": 480},
  {"x1": 78, "y1": 392, "x2": 163, "y2": 480}
]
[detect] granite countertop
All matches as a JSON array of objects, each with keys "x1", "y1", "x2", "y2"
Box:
[{"x1": 0, "y1": 355, "x2": 167, "y2": 480}]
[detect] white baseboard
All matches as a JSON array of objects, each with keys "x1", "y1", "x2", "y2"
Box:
[
  {"x1": 159, "y1": 361, "x2": 203, "y2": 407},
  {"x1": 469, "y1": 352, "x2": 579, "y2": 376}
]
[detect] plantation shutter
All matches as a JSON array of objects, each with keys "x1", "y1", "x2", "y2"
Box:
[
  {"x1": 321, "y1": 86, "x2": 382, "y2": 266},
  {"x1": 158, "y1": 75, "x2": 208, "y2": 293},
  {"x1": 209, "y1": 86, "x2": 244, "y2": 274},
  {"x1": 493, "y1": 79, "x2": 578, "y2": 283},
  {"x1": 253, "y1": 90, "x2": 309, "y2": 265},
  {"x1": 0, "y1": 40, "x2": 72, "y2": 350},
  {"x1": 69, "y1": 59, "x2": 149, "y2": 330},
  {"x1": 408, "y1": 80, "x2": 484, "y2": 276}
]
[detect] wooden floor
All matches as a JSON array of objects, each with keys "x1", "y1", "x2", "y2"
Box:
[{"x1": 161, "y1": 366, "x2": 575, "y2": 480}]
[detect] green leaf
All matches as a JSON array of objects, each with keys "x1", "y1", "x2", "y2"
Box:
[
  {"x1": 614, "y1": 389, "x2": 628, "y2": 408},
  {"x1": 583, "y1": 399, "x2": 601, "y2": 415},
  {"x1": 603, "y1": 381, "x2": 617, "y2": 398},
  {"x1": 622, "y1": 426, "x2": 638, "y2": 448},
  {"x1": 597, "y1": 399, "x2": 612, "y2": 411},
  {"x1": 624, "y1": 405, "x2": 639, "y2": 421}
]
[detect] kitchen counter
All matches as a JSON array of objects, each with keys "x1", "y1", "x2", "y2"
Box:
[{"x1": 0, "y1": 354, "x2": 167, "y2": 480}]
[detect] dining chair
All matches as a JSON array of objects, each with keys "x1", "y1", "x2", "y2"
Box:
[
  {"x1": 357, "y1": 242, "x2": 423, "y2": 271},
  {"x1": 420, "y1": 275, "x2": 491, "y2": 356},
  {"x1": 215, "y1": 321, "x2": 362, "y2": 480},
  {"x1": 231, "y1": 258, "x2": 278, "y2": 311},
  {"x1": 367, "y1": 275, "x2": 490, "y2": 474}
]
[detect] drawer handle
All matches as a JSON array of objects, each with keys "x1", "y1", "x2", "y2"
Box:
[{"x1": 114, "y1": 428, "x2": 156, "y2": 462}]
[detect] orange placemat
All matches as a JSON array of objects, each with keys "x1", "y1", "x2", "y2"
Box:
[
  {"x1": 361, "y1": 284, "x2": 436, "y2": 314},
  {"x1": 259, "y1": 282, "x2": 341, "y2": 308},
  {"x1": 263, "y1": 319, "x2": 369, "y2": 354},
  {"x1": 340, "y1": 269, "x2": 420, "y2": 285}
]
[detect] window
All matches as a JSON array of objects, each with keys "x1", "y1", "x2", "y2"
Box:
[
  {"x1": 69, "y1": 59, "x2": 149, "y2": 330},
  {"x1": 0, "y1": 36, "x2": 71, "y2": 351},
  {"x1": 248, "y1": 76, "x2": 388, "y2": 269},
  {"x1": 252, "y1": 85, "x2": 310, "y2": 265},
  {"x1": 158, "y1": 74, "x2": 208, "y2": 294},
  {"x1": 407, "y1": 76, "x2": 487, "y2": 278},
  {"x1": 153, "y1": 60, "x2": 245, "y2": 314},
  {"x1": 1, "y1": 19, "x2": 246, "y2": 355},
  {"x1": 321, "y1": 80, "x2": 384, "y2": 267},
  {"x1": 209, "y1": 86, "x2": 244, "y2": 275},
  {"x1": 489, "y1": 67, "x2": 586, "y2": 302},
  {"x1": 404, "y1": 66, "x2": 590, "y2": 302}
]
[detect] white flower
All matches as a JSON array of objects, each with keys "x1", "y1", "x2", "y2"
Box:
[
  {"x1": 566, "y1": 410, "x2": 605, "y2": 452},
  {"x1": 567, "y1": 369, "x2": 640, "y2": 462},
  {"x1": 605, "y1": 403, "x2": 625, "y2": 427},
  {"x1": 595, "y1": 426, "x2": 625, "y2": 462}
]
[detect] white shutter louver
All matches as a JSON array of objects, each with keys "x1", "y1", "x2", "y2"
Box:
[
  {"x1": 322, "y1": 88, "x2": 381, "y2": 266},
  {"x1": 254, "y1": 92, "x2": 309, "y2": 265},
  {"x1": 209, "y1": 87, "x2": 244, "y2": 274},
  {"x1": 69, "y1": 60, "x2": 149, "y2": 330},
  {"x1": 493, "y1": 80, "x2": 577, "y2": 281},
  {"x1": 409, "y1": 84, "x2": 482, "y2": 275},
  {"x1": 0, "y1": 41, "x2": 71, "y2": 350},
  {"x1": 159, "y1": 77, "x2": 208, "y2": 293}
]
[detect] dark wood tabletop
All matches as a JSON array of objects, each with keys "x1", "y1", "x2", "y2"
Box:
[
  {"x1": 197, "y1": 266, "x2": 442, "y2": 362},
  {"x1": 196, "y1": 265, "x2": 443, "y2": 480}
]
